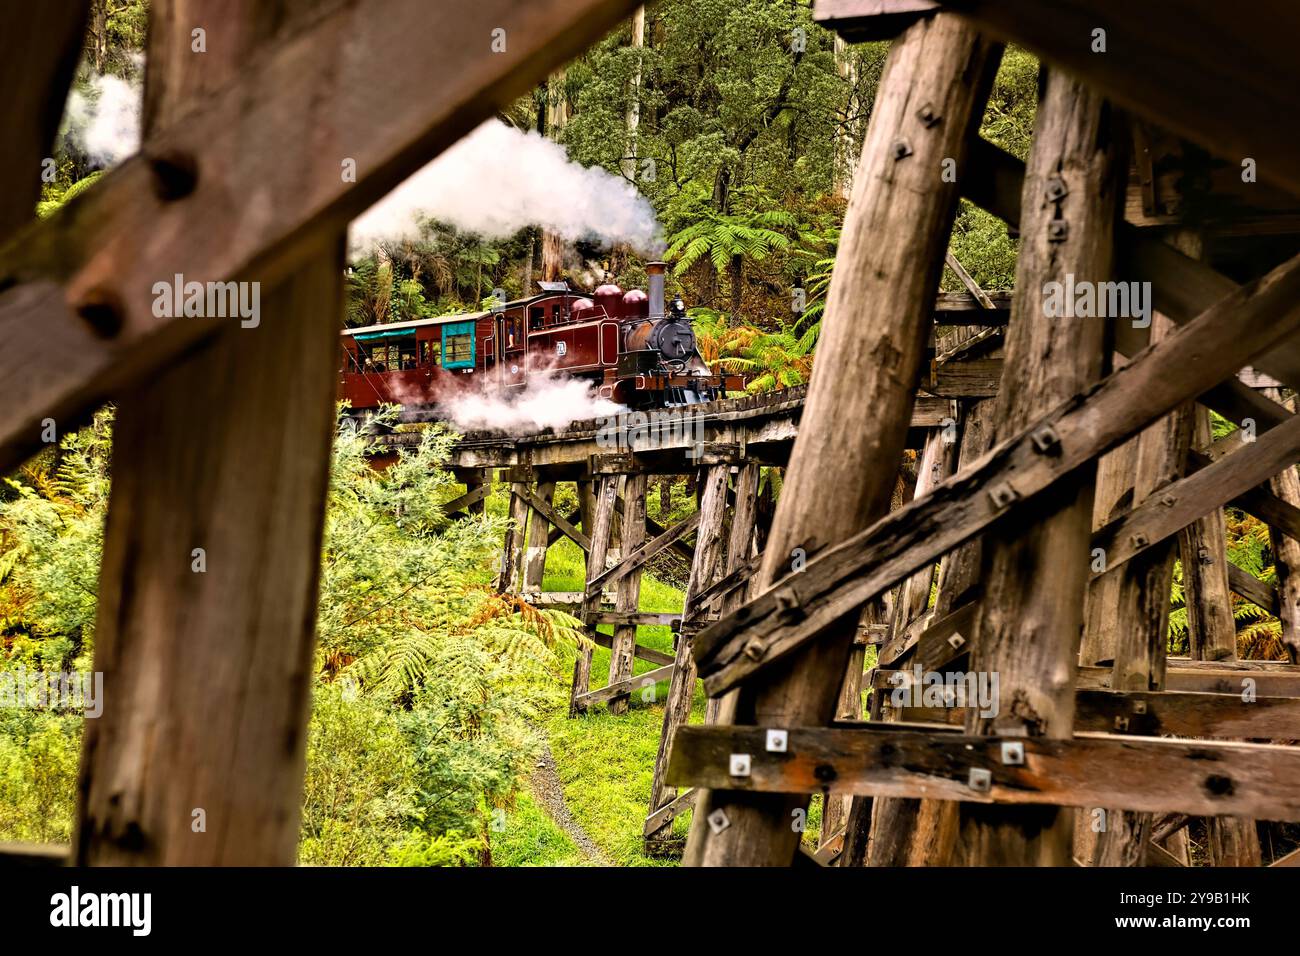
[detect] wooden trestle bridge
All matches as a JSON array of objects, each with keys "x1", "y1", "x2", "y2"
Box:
[{"x1": 6, "y1": 0, "x2": 1300, "y2": 867}]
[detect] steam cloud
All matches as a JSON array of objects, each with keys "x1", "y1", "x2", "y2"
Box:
[
  {"x1": 63, "y1": 70, "x2": 142, "y2": 167},
  {"x1": 351, "y1": 120, "x2": 664, "y2": 257},
  {"x1": 435, "y1": 369, "x2": 622, "y2": 434}
]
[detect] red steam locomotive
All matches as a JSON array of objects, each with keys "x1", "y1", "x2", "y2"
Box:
[{"x1": 338, "y1": 262, "x2": 742, "y2": 415}]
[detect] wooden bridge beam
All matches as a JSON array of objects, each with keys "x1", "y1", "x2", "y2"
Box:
[
  {"x1": 607, "y1": 474, "x2": 647, "y2": 715},
  {"x1": 682, "y1": 14, "x2": 1003, "y2": 866},
  {"x1": 76, "y1": 0, "x2": 345, "y2": 866}
]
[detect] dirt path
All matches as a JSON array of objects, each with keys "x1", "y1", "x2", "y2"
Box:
[{"x1": 529, "y1": 737, "x2": 612, "y2": 866}]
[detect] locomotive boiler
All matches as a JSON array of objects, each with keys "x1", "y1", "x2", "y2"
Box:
[{"x1": 337, "y1": 261, "x2": 743, "y2": 415}]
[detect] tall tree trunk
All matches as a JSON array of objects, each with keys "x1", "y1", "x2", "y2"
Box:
[
  {"x1": 954, "y1": 69, "x2": 1125, "y2": 867},
  {"x1": 89, "y1": 0, "x2": 108, "y2": 73},
  {"x1": 623, "y1": 7, "x2": 645, "y2": 182},
  {"x1": 541, "y1": 68, "x2": 570, "y2": 282},
  {"x1": 833, "y1": 35, "x2": 860, "y2": 202}
]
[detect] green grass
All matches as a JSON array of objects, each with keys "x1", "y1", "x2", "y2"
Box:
[
  {"x1": 535, "y1": 534, "x2": 704, "y2": 865},
  {"x1": 486, "y1": 487, "x2": 840, "y2": 866},
  {"x1": 493, "y1": 791, "x2": 588, "y2": 867}
]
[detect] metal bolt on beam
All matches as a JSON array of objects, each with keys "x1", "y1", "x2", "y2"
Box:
[
  {"x1": 707, "y1": 808, "x2": 730, "y2": 834},
  {"x1": 1031, "y1": 423, "x2": 1062, "y2": 454},
  {"x1": 1000, "y1": 741, "x2": 1025, "y2": 765},
  {"x1": 968, "y1": 767, "x2": 993, "y2": 792},
  {"x1": 729, "y1": 753, "x2": 752, "y2": 777},
  {"x1": 765, "y1": 729, "x2": 788, "y2": 753},
  {"x1": 988, "y1": 482, "x2": 1018, "y2": 509}
]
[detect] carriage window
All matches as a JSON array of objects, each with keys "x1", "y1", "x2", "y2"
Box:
[
  {"x1": 420, "y1": 339, "x2": 440, "y2": 367},
  {"x1": 442, "y1": 320, "x2": 477, "y2": 369},
  {"x1": 529, "y1": 306, "x2": 545, "y2": 330}
]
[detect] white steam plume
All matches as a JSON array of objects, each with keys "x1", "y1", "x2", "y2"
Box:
[
  {"x1": 63, "y1": 70, "x2": 142, "y2": 167},
  {"x1": 351, "y1": 119, "x2": 663, "y2": 258},
  {"x1": 435, "y1": 370, "x2": 622, "y2": 434}
]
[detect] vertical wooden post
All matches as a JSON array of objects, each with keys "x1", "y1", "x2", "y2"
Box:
[
  {"x1": 932, "y1": 398, "x2": 995, "y2": 618},
  {"x1": 685, "y1": 15, "x2": 1002, "y2": 866},
  {"x1": 0, "y1": 2, "x2": 88, "y2": 237},
  {"x1": 1080, "y1": 439, "x2": 1138, "y2": 667},
  {"x1": 570, "y1": 475, "x2": 619, "y2": 716},
  {"x1": 522, "y1": 480, "x2": 556, "y2": 597},
  {"x1": 840, "y1": 431, "x2": 948, "y2": 864},
  {"x1": 1179, "y1": 408, "x2": 1238, "y2": 661},
  {"x1": 77, "y1": 0, "x2": 344, "y2": 865},
  {"x1": 708, "y1": 463, "x2": 762, "y2": 724},
  {"x1": 858, "y1": 404, "x2": 987, "y2": 866},
  {"x1": 608, "y1": 473, "x2": 647, "y2": 715},
  {"x1": 954, "y1": 70, "x2": 1124, "y2": 867},
  {"x1": 1089, "y1": 315, "x2": 1191, "y2": 867},
  {"x1": 1265, "y1": 389, "x2": 1300, "y2": 662},
  {"x1": 498, "y1": 481, "x2": 532, "y2": 593},
  {"x1": 468, "y1": 469, "x2": 489, "y2": 516},
  {"x1": 890, "y1": 428, "x2": 954, "y2": 633},
  {"x1": 645, "y1": 465, "x2": 730, "y2": 847}
]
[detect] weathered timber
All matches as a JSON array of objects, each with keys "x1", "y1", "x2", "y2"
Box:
[
  {"x1": 0, "y1": 0, "x2": 643, "y2": 476},
  {"x1": 683, "y1": 12, "x2": 1003, "y2": 868},
  {"x1": 442, "y1": 483, "x2": 491, "y2": 519},
  {"x1": 574, "y1": 663, "x2": 676, "y2": 712},
  {"x1": 965, "y1": 135, "x2": 1300, "y2": 401},
  {"x1": 524, "y1": 486, "x2": 591, "y2": 553},
  {"x1": 570, "y1": 476, "x2": 619, "y2": 717},
  {"x1": 1091, "y1": 411, "x2": 1300, "y2": 583},
  {"x1": 693, "y1": 245, "x2": 1300, "y2": 697},
  {"x1": 812, "y1": 0, "x2": 938, "y2": 41},
  {"x1": 522, "y1": 481, "x2": 556, "y2": 593},
  {"x1": 587, "y1": 511, "x2": 700, "y2": 593},
  {"x1": 1228, "y1": 563, "x2": 1281, "y2": 617},
  {"x1": 1180, "y1": 407, "x2": 1241, "y2": 662},
  {"x1": 77, "y1": 0, "x2": 344, "y2": 865},
  {"x1": 546, "y1": 505, "x2": 585, "y2": 549},
  {"x1": 710, "y1": 463, "x2": 762, "y2": 726},
  {"x1": 956, "y1": 71, "x2": 1124, "y2": 867},
  {"x1": 667, "y1": 725, "x2": 1300, "y2": 820},
  {"x1": 689, "y1": 554, "x2": 760, "y2": 616},
  {"x1": 585, "y1": 628, "x2": 674, "y2": 667},
  {"x1": 884, "y1": 688, "x2": 1300, "y2": 740},
  {"x1": 890, "y1": 428, "x2": 953, "y2": 636},
  {"x1": 608, "y1": 474, "x2": 647, "y2": 715},
  {"x1": 643, "y1": 788, "x2": 697, "y2": 838},
  {"x1": 0, "y1": 1, "x2": 87, "y2": 238},
  {"x1": 498, "y1": 483, "x2": 531, "y2": 593},
  {"x1": 1265, "y1": 389, "x2": 1300, "y2": 661},
  {"x1": 645, "y1": 466, "x2": 730, "y2": 845},
  {"x1": 939, "y1": 1, "x2": 1300, "y2": 196}
]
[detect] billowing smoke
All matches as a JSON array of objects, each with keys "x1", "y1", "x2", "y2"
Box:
[
  {"x1": 436, "y1": 370, "x2": 623, "y2": 435},
  {"x1": 62, "y1": 70, "x2": 143, "y2": 167},
  {"x1": 351, "y1": 119, "x2": 663, "y2": 257}
]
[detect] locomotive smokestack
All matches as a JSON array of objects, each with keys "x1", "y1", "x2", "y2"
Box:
[{"x1": 646, "y1": 261, "x2": 666, "y2": 320}]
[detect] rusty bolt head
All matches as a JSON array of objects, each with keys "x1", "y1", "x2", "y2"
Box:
[{"x1": 1047, "y1": 219, "x2": 1070, "y2": 242}]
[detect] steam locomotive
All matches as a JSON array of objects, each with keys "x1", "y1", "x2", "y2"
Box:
[{"x1": 338, "y1": 262, "x2": 743, "y2": 415}]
